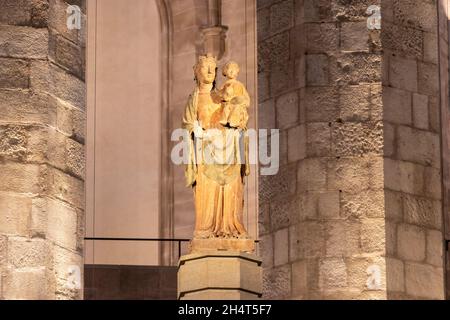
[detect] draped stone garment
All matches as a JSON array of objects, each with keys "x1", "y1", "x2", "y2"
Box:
[{"x1": 182, "y1": 87, "x2": 250, "y2": 239}]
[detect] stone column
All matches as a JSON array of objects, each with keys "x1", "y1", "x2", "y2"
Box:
[
  {"x1": 0, "y1": 0, "x2": 86, "y2": 299},
  {"x1": 257, "y1": 0, "x2": 446, "y2": 299}
]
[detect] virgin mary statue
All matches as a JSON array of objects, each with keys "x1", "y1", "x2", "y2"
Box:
[{"x1": 182, "y1": 54, "x2": 250, "y2": 240}]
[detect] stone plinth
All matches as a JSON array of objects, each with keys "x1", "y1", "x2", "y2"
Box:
[
  {"x1": 189, "y1": 238, "x2": 255, "y2": 253},
  {"x1": 177, "y1": 251, "x2": 262, "y2": 300}
]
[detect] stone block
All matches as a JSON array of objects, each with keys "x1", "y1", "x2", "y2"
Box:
[
  {"x1": 340, "y1": 22, "x2": 369, "y2": 52},
  {"x1": 319, "y1": 258, "x2": 347, "y2": 289},
  {"x1": 330, "y1": 53, "x2": 381, "y2": 85},
  {"x1": 384, "y1": 189, "x2": 403, "y2": 222},
  {"x1": 393, "y1": 0, "x2": 437, "y2": 32},
  {"x1": 270, "y1": 0, "x2": 294, "y2": 34},
  {"x1": 426, "y1": 230, "x2": 443, "y2": 267},
  {"x1": 339, "y1": 85, "x2": 370, "y2": 121},
  {"x1": 346, "y1": 256, "x2": 386, "y2": 291},
  {"x1": 412, "y1": 93, "x2": 429, "y2": 130},
  {"x1": 259, "y1": 234, "x2": 273, "y2": 269},
  {"x1": 259, "y1": 164, "x2": 297, "y2": 202},
  {"x1": 0, "y1": 89, "x2": 56, "y2": 127},
  {"x1": 48, "y1": 0, "x2": 82, "y2": 45},
  {"x1": 270, "y1": 196, "x2": 300, "y2": 231},
  {"x1": 0, "y1": 26, "x2": 48, "y2": 59},
  {"x1": 270, "y1": 60, "x2": 296, "y2": 95},
  {"x1": 397, "y1": 126, "x2": 440, "y2": 168},
  {"x1": 383, "y1": 121, "x2": 395, "y2": 157},
  {"x1": 325, "y1": 221, "x2": 360, "y2": 257},
  {"x1": 30, "y1": 61, "x2": 86, "y2": 110},
  {"x1": 52, "y1": 34, "x2": 83, "y2": 79},
  {"x1": 403, "y1": 194, "x2": 442, "y2": 230},
  {"x1": 56, "y1": 97, "x2": 85, "y2": 143},
  {"x1": 405, "y1": 262, "x2": 444, "y2": 299},
  {"x1": 386, "y1": 258, "x2": 405, "y2": 293},
  {"x1": 306, "y1": 54, "x2": 329, "y2": 86},
  {"x1": 258, "y1": 99, "x2": 275, "y2": 129},
  {"x1": 8, "y1": 237, "x2": 51, "y2": 268},
  {"x1": 304, "y1": 0, "x2": 332, "y2": 22},
  {"x1": 397, "y1": 224, "x2": 426, "y2": 262},
  {"x1": 287, "y1": 125, "x2": 306, "y2": 162},
  {"x1": 257, "y1": 7, "x2": 270, "y2": 41},
  {"x1": 384, "y1": 159, "x2": 424, "y2": 195},
  {"x1": 178, "y1": 252, "x2": 262, "y2": 300},
  {"x1": 47, "y1": 199, "x2": 78, "y2": 251},
  {"x1": 292, "y1": 260, "x2": 307, "y2": 297},
  {"x1": 428, "y1": 96, "x2": 440, "y2": 133},
  {"x1": 297, "y1": 158, "x2": 327, "y2": 192},
  {"x1": 360, "y1": 219, "x2": 386, "y2": 253},
  {"x1": 3, "y1": 267, "x2": 50, "y2": 300},
  {"x1": 318, "y1": 191, "x2": 340, "y2": 219},
  {"x1": 383, "y1": 86, "x2": 412, "y2": 125},
  {"x1": 327, "y1": 157, "x2": 370, "y2": 194},
  {"x1": 381, "y1": 23, "x2": 423, "y2": 59},
  {"x1": 0, "y1": 235, "x2": 7, "y2": 266},
  {"x1": 331, "y1": 122, "x2": 383, "y2": 157},
  {"x1": 418, "y1": 62, "x2": 439, "y2": 96},
  {"x1": 274, "y1": 228, "x2": 289, "y2": 266},
  {"x1": 305, "y1": 23, "x2": 339, "y2": 53},
  {"x1": 258, "y1": 32, "x2": 290, "y2": 72},
  {"x1": 31, "y1": 0, "x2": 50, "y2": 28},
  {"x1": 66, "y1": 138, "x2": 85, "y2": 179},
  {"x1": 423, "y1": 32, "x2": 438, "y2": 64},
  {"x1": 0, "y1": 124, "x2": 29, "y2": 161},
  {"x1": 0, "y1": 163, "x2": 41, "y2": 194},
  {"x1": 0, "y1": 193, "x2": 31, "y2": 236},
  {"x1": 258, "y1": 72, "x2": 270, "y2": 101},
  {"x1": 386, "y1": 221, "x2": 397, "y2": 256},
  {"x1": 258, "y1": 203, "x2": 270, "y2": 236},
  {"x1": 289, "y1": 224, "x2": 305, "y2": 262},
  {"x1": 306, "y1": 122, "x2": 331, "y2": 157},
  {"x1": 31, "y1": 197, "x2": 47, "y2": 238},
  {"x1": 0, "y1": 0, "x2": 32, "y2": 25},
  {"x1": 276, "y1": 91, "x2": 299, "y2": 129},
  {"x1": 341, "y1": 190, "x2": 384, "y2": 219},
  {"x1": 423, "y1": 166, "x2": 442, "y2": 200},
  {"x1": 52, "y1": 245, "x2": 83, "y2": 299},
  {"x1": 389, "y1": 56, "x2": 418, "y2": 92},
  {"x1": 0, "y1": 58, "x2": 29, "y2": 89},
  {"x1": 305, "y1": 86, "x2": 339, "y2": 122},
  {"x1": 42, "y1": 165, "x2": 84, "y2": 210},
  {"x1": 262, "y1": 265, "x2": 291, "y2": 299}
]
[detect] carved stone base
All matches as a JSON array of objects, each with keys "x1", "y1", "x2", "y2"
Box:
[
  {"x1": 177, "y1": 251, "x2": 262, "y2": 300},
  {"x1": 189, "y1": 238, "x2": 255, "y2": 254}
]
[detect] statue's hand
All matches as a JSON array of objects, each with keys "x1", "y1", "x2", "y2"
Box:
[{"x1": 193, "y1": 120, "x2": 204, "y2": 138}]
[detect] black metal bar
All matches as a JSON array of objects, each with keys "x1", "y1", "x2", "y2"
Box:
[
  {"x1": 178, "y1": 241, "x2": 182, "y2": 259},
  {"x1": 84, "y1": 237, "x2": 190, "y2": 242}
]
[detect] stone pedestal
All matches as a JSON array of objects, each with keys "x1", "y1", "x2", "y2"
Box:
[{"x1": 177, "y1": 251, "x2": 262, "y2": 300}]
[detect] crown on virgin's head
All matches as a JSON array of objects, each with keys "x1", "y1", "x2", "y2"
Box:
[{"x1": 198, "y1": 53, "x2": 217, "y2": 64}]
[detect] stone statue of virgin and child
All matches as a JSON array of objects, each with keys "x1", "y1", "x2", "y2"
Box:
[{"x1": 182, "y1": 54, "x2": 252, "y2": 246}]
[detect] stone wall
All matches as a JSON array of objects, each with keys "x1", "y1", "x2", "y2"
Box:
[
  {"x1": 0, "y1": 0, "x2": 86, "y2": 299},
  {"x1": 437, "y1": 0, "x2": 450, "y2": 300},
  {"x1": 382, "y1": 0, "x2": 445, "y2": 300},
  {"x1": 258, "y1": 0, "x2": 446, "y2": 299}
]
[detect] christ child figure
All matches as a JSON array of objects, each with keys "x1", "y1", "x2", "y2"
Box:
[{"x1": 219, "y1": 61, "x2": 250, "y2": 129}]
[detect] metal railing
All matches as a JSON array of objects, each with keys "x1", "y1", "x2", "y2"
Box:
[{"x1": 84, "y1": 237, "x2": 191, "y2": 260}]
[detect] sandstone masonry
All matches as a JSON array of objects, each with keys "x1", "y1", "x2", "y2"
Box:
[
  {"x1": 0, "y1": 0, "x2": 86, "y2": 300},
  {"x1": 258, "y1": 0, "x2": 447, "y2": 299}
]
